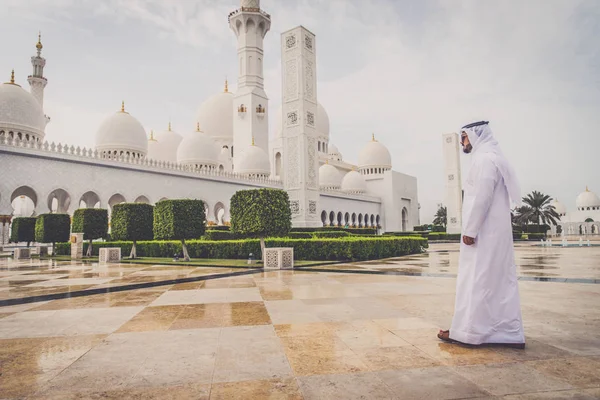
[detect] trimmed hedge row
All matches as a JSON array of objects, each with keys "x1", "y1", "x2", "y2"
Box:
[
  {"x1": 10, "y1": 217, "x2": 37, "y2": 245},
  {"x1": 385, "y1": 231, "x2": 430, "y2": 238},
  {"x1": 35, "y1": 214, "x2": 70, "y2": 246},
  {"x1": 55, "y1": 237, "x2": 426, "y2": 261},
  {"x1": 428, "y1": 233, "x2": 461, "y2": 241},
  {"x1": 312, "y1": 231, "x2": 351, "y2": 238}
]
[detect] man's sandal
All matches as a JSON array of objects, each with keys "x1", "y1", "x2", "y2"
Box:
[{"x1": 438, "y1": 330, "x2": 525, "y2": 349}]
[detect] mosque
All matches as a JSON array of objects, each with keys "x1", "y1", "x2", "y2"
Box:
[
  {"x1": 550, "y1": 188, "x2": 600, "y2": 236},
  {"x1": 0, "y1": 0, "x2": 420, "y2": 244}
]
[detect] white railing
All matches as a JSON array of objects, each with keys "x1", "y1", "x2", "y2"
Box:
[{"x1": 0, "y1": 135, "x2": 283, "y2": 187}]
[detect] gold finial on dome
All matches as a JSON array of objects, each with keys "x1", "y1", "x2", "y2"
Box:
[
  {"x1": 251, "y1": 136, "x2": 255, "y2": 146},
  {"x1": 9, "y1": 69, "x2": 15, "y2": 84},
  {"x1": 121, "y1": 101, "x2": 125, "y2": 113},
  {"x1": 224, "y1": 78, "x2": 229, "y2": 93},
  {"x1": 168, "y1": 121, "x2": 172, "y2": 131},
  {"x1": 586, "y1": 186, "x2": 589, "y2": 192},
  {"x1": 149, "y1": 130, "x2": 157, "y2": 142},
  {"x1": 325, "y1": 159, "x2": 329, "y2": 164},
  {"x1": 196, "y1": 122, "x2": 201, "y2": 132},
  {"x1": 36, "y1": 32, "x2": 43, "y2": 51},
  {"x1": 371, "y1": 133, "x2": 377, "y2": 142}
]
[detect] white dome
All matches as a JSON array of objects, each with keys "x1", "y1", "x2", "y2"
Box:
[
  {"x1": 317, "y1": 102, "x2": 330, "y2": 138},
  {"x1": 0, "y1": 81, "x2": 46, "y2": 137},
  {"x1": 196, "y1": 87, "x2": 233, "y2": 141},
  {"x1": 147, "y1": 124, "x2": 183, "y2": 163},
  {"x1": 358, "y1": 135, "x2": 392, "y2": 170},
  {"x1": 319, "y1": 163, "x2": 341, "y2": 189},
  {"x1": 550, "y1": 199, "x2": 567, "y2": 216},
  {"x1": 176, "y1": 126, "x2": 220, "y2": 167},
  {"x1": 95, "y1": 106, "x2": 148, "y2": 156},
  {"x1": 341, "y1": 170, "x2": 367, "y2": 194},
  {"x1": 576, "y1": 187, "x2": 600, "y2": 210},
  {"x1": 236, "y1": 143, "x2": 270, "y2": 177},
  {"x1": 328, "y1": 143, "x2": 343, "y2": 161}
]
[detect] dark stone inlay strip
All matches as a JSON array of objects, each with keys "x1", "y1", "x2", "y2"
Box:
[
  {"x1": 0, "y1": 268, "x2": 262, "y2": 307},
  {"x1": 295, "y1": 267, "x2": 600, "y2": 284}
]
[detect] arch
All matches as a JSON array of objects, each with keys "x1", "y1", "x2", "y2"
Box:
[
  {"x1": 245, "y1": 18, "x2": 256, "y2": 33},
  {"x1": 235, "y1": 19, "x2": 242, "y2": 35},
  {"x1": 329, "y1": 211, "x2": 335, "y2": 227},
  {"x1": 108, "y1": 193, "x2": 126, "y2": 212},
  {"x1": 214, "y1": 202, "x2": 226, "y2": 225},
  {"x1": 321, "y1": 210, "x2": 327, "y2": 226},
  {"x1": 401, "y1": 207, "x2": 408, "y2": 231},
  {"x1": 370, "y1": 214, "x2": 375, "y2": 227},
  {"x1": 134, "y1": 195, "x2": 150, "y2": 204},
  {"x1": 11, "y1": 186, "x2": 38, "y2": 217},
  {"x1": 364, "y1": 213, "x2": 369, "y2": 227},
  {"x1": 258, "y1": 21, "x2": 266, "y2": 36},
  {"x1": 337, "y1": 212, "x2": 342, "y2": 227},
  {"x1": 585, "y1": 218, "x2": 594, "y2": 223},
  {"x1": 275, "y1": 152, "x2": 282, "y2": 176},
  {"x1": 351, "y1": 213, "x2": 357, "y2": 226},
  {"x1": 79, "y1": 191, "x2": 101, "y2": 209},
  {"x1": 344, "y1": 212, "x2": 350, "y2": 227},
  {"x1": 219, "y1": 165, "x2": 225, "y2": 172},
  {"x1": 579, "y1": 225, "x2": 586, "y2": 235},
  {"x1": 47, "y1": 189, "x2": 71, "y2": 213},
  {"x1": 358, "y1": 213, "x2": 363, "y2": 227},
  {"x1": 376, "y1": 215, "x2": 381, "y2": 227}
]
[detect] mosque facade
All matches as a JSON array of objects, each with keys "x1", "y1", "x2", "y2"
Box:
[
  {"x1": 551, "y1": 188, "x2": 600, "y2": 236},
  {"x1": 0, "y1": 0, "x2": 419, "y2": 244}
]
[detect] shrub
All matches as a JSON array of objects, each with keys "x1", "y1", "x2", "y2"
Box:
[
  {"x1": 413, "y1": 225, "x2": 429, "y2": 231},
  {"x1": 432, "y1": 225, "x2": 446, "y2": 233},
  {"x1": 35, "y1": 214, "x2": 70, "y2": 249},
  {"x1": 230, "y1": 188, "x2": 292, "y2": 259},
  {"x1": 524, "y1": 224, "x2": 550, "y2": 234},
  {"x1": 111, "y1": 203, "x2": 154, "y2": 258},
  {"x1": 154, "y1": 199, "x2": 206, "y2": 261},
  {"x1": 208, "y1": 225, "x2": 230, "y2": 231},
  {"x1": 54, "y1": 236, "x2": 426, "y2": 261},
  {"x1": 527, "y1": 233, "x2": 546, "y2": 240},
  {"x1": 285, "y1": 232, "x2": 313, "y2": 239},
  {"x1": 385, "y1": 231, "x2": 429, "y2": 239},
  {"x1": 72, "y1": 208, "x2": 109, "y2": 256},
  {"x1": 10, "y1": 217, "x2": 36, "y2": 247},
  {"x1": 203, "y1": 230, "x2": 236, "y2": 241},
  {"x1": 313, "y1": 231, "x2": 351, "y2": 238}
]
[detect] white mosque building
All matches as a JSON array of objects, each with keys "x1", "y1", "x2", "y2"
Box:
[
  {"x1": 0, "y1": 0, "x2": 420, "y2": 244},
  {"x1": 550, "y1": 187, "x2": 600, "y2": 236}
]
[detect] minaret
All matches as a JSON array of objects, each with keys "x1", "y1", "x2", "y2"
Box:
[
  {"x1": 281, "y1": 26, "x2": 320, "y2": 227},
  {"x1": 28, "y1": 33, "x2": 48, "y2": 109},
  {"x1": 442, "y1": 133, "x2": 463, "y2": 234},
  {"x1": 229, "y1": 0, "x2": 271, "y2": 169}
]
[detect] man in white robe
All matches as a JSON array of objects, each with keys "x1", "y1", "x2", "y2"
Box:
[{"x1": 438, "y1": 121, "x2": 525, "y2": 348}]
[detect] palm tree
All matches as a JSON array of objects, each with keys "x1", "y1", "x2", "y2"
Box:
[
  {"x1": 433, "y1": 206, "x2": 447, "y2": 228},
  {"x1": 515, "y1": 191, "x2": 560, "y2": 227}
]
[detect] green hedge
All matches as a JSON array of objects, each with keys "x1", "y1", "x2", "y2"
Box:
[
  {"x1": 54, "y1": 237, "x2": 426, "y2": 261},
  {"x1": 385, "y1": 231, "x2": 430, "y2": 238},
  {"x1": 432, "y1": 225, "x2": 446, "y2": 233},
  {"x1": 10, "y1": 217, "x2": 36, "y2": 245},
  {"x1": 428, "y1": 233, "x2": 461, "y2": 241},
  {"x1": 526, "y1": 233, "x2": 546, "y2": 240},
  {"x1": 35, "y1": 214, "x2": 70, "y2": 245},
  {"x1": 313, "y1": 231, "x2": 351, "y2": 238},
  {"x1": 230, "y1": 189, "x2": 292, "y2": 239},
  {"x1": 413, "y1": 225, "x2": 429, "y2": 231},
  {"x1": 207, "y1": 225, "x2": 230, "y2": 231},
  {"x1": 203, "y1": 230, "x2": 237, "y2": 241},
  {"x1": 154, "y1": 199, "x2": 206, "y2": 240},
  {"x1": 72, "y1": 209, "x2": 108, "y2": 241},
  {"x1": 111, "y1": 203, "x2": 154, "y2": 242},
  {"x1": 286, "y1": 232, "x2": 313, "y2": 239}
]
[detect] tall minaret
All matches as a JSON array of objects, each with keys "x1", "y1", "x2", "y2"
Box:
[
  {"x1": 281, "y1": 26, "x2": 320, "y2": 227},
  {"x1": 229, "y1": 0, "x2": 271, "y2": 169},
  {"x1": 28, "y1": 33, "x2": 48, "y2": 109},
  {"x1": 442, "y1": 133, "x2": 463, "y2": 234}
]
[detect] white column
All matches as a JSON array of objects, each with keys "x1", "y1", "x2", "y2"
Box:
[
  {"x1": 281, "y1": 26, "x2": 320, "y2": 228},
  {"x1": 443, "y1": 133, "x2": 463, "y2": 234}
]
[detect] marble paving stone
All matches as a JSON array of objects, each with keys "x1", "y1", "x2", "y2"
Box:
[
  {"x1": 376, "y1": 366, "x2": 491, "y2": 400},
  {"x1": 284, "y1": 348, "x2": 369, "y2": 376},
  {"x1": 526, "y1": 357, "x2": 600, "y2": 388},
  {"x1": 38, "y1": 383, "x2": 211, "y2": 400},
  {"x1": 334, "y1": 320, "x2": 412, "y2": 349},
  {"x1": 416, "y1": 342, "x2": 512, "y2": 366},
  {"x1": 297, "y1": 372, "x2": 397, "y2": 399},
  {"x1": 25, "y1": 277, "x2": 115, "y2": 287},
  {"x1": 373, "y1": 316, "x2": 439, "y2": 331},
  {"x1": 274, "y1": 321, "x2": 347, "y2": 338},
  {"x1": 454, "y1": 362, "x2": 574, "y2": 396},
  {"x1": 151, "y1": 287, "x2": 262, "y2": 306},
  {"x1": 116, "y1": 305, "x2": 186, "y2": 332},
  {"x1": 353, "y1": 345, "x2": 441, "y2": 371},
  {"x1": 210, "y1": 378, "x2": 303, "y2": 400},
  {"x1": 502, "y1": 388, "x2": 600, "y2": 399}
]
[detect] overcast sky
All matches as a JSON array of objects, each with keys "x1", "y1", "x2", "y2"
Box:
[{"x1": 1, "y1": 0, "x2": 598, "y2": 222}]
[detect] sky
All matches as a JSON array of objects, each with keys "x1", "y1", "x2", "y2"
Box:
[{"x1": 1, "y1": 0, "x2": 599, "y2": 223}]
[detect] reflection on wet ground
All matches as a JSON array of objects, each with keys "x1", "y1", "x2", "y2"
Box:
[{"x1": 1, "y1": 244, "x2": 600, "y2": 398}]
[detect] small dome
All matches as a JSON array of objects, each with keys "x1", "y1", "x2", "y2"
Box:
[
  {"x1": 328, "y1": 143, "x2": 343, "y2": 161},
  {"x1": 576, "y1": 187, "x2": 600, "y2": 210},
  {"x1": 550, "y1": 199, "x2": 567, "y2": 216},
  {"x1": 317, "y1": 102, "x2": 330, "y2": 138},
  {"x1": 236, "y1": 143, "x2": 270, "y2": 177},
  {"x1": 95, "y1": 104, "x2": 148, "y2": 156},
  {"x1": 147, "y1": 124, "x2": 183, "y2": 163},
  {"x1": 341, "y1": 170, "x2": 367, "y2": 194},
  {"x1": 319, "y1": 163, "x2": 341, "y2": 189},
  {"x1": 0, "y1": 80, "x2": 46, "y2": 139},
  {"x1": 358, "y1": 135, "x2": 392, "y2": 171},
  {"x1": 176, "y1": 125, "x2": 220, "y2": 168},
  {"x1": 196, "y1": 86, "x2": 233, "y2": 141}
]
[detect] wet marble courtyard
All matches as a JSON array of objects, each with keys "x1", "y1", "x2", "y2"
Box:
[{"x1": 1, "y1": 243, "x2": 599, "y2": 399}]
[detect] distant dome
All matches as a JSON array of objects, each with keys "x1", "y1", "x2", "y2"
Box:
[
  {"x1": 317, "y1": 102, "x2": 330, "y2": 138},
  {"x1": 176, "y1": 125, "x2": 220, "y2": 169},
  {"x1": 550, "y1": 199, "x2": 567, "y2": 216},
  {"x1": 147, "y1": 124, "x2": 183, "y2": 163},
  {"x1": 236, "y1": 143, "x2": 270, "y2": 177},
  {"x1": 358, "y1": 135, "x2": 392, "y2": 174},
  {"x1": 0, "y1": 79, "x2": 46, "y2": 141},
  {"x1": 576, "y1": 187, "x2": 600, "y2": 210},
  {"x1": 341, "y1": 170, "x2": 367, "y2": 194},
  {"x1": 328, "y1": 143, "x2": 343, "y2": 161},
  {"x1": 95, "y1": 104, "x2": 148, "y2": 157},
  {"x1": 319, "y1": 163, "x2": 341, "y2": 190},
  {"x1": 196, "y1": 85, "x2": 233, "y2": 142}
]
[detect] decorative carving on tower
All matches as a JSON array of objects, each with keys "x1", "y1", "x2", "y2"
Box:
[
  {"x1": 443, "y1": 133, "x2": 463, "y2": 234},
  {"x1": 281, "y1": 26, "x2": 320, "y2": 227}
]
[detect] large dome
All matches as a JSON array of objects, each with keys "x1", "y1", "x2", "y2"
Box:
[
  {"x1": 576, "y1": 187, "x2": 600, "y2": 210},
  {"x1": 236, "y1": 142, "x2": 270, "y2": 177},
  {"x1": 328, "y1": 143, "x2": 343, "y2": 161},
  {"x1": 176, "y1": 125, "x2": 220, "y2": 168},
  {"x1": 196, "y1": 84, "x2": 233, "y2": 142},
  {"x1": 275, "y1": 102, "x2": 329, "y2": 138},
  {"x1": 319, "y1": 162, "x2": 341, "y2": 189},
  {"x1": 341, "y1": 170, "x2": 367, "y2": 194},
  {"x1": 0, "y1": 79, "x2": 46, "y2": 139},
  {"x1": 358, "y1": 135, "x2": 392, "y2": 172},
  {"x1": 95, "y1": 104, "x2": 148, "y2": 157},
  {"x1": 550, "y1": 199, "x2": 567, "y2": 216},
  {"x1": 147, "y1": 123, "x2": 183, "y2": 163}
]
